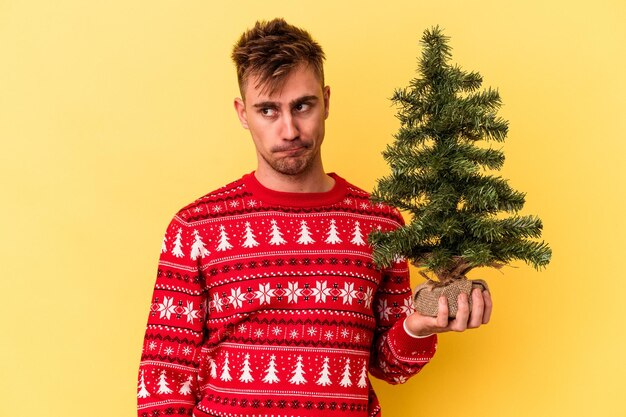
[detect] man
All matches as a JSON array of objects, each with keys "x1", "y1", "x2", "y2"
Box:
[{"x1": 137, "y1": 18, "x2": 492, "y2": 417}]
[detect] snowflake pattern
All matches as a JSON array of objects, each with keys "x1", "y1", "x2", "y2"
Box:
[
  {"x1": 157, "y1": 296, "x2": 176, "y2": 320},
  {"x1": 207, "y1": 279, "x2": 375, "y2": 313}
]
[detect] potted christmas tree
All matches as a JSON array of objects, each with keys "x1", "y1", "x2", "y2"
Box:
[{"x1": 369, "y1": 26, "x2": 551, "y2": 318}]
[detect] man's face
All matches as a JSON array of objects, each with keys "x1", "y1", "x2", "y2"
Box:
[{"x1": 234, "y1": 64, "x2": 330, "y2": 177}]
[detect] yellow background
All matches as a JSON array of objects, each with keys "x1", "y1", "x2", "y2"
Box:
[{"x1": 2, "y1": 1, "x2": 625, "y2": 416}]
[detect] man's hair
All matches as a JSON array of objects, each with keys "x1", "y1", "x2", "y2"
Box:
[{"x1": 231, "y1": 18, "x2": 325, "y2": 97}]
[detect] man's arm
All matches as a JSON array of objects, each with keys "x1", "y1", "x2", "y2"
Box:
[
  {"x1": 137, "y1": 216, "x2": 207, "y2": 417},
  {"x1": 368, "y1": 257, "x2": 438, "y2": 384}
]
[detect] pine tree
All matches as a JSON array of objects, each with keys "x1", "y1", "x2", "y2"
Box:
[
  {"x1": 137, "y1": 369, "x2": 150, "y2": 398},
  {"x1": 178, "y1": 375, "x2": 193, "y2": 395},
  {"x1": 262, "y1": 354, "x2": 280, "y2": 384},
  {"x1": 216, "y1": 224, "x2": 233, "y2": 251},
  {"x1": 268, "y1": 219, "x2": 287, "y2": 245},
  {"x1": 242, "y1": 221, "x2": 260, "y2": 248},
  {"x1": 239, "y1": 353, "x2": 254, "y2": 383},
  {"x1": 357, "y1": 360, "x2": 368, "y2": 388},
  {"x1": 325, "y1": 219, "x2": 342, "y2": 244},
  {"x1": 350, "y1": 221, "x2": 366, "y2": 246},
  {"x1": 190, "y1": 229, "x2": 210, "y2": 261},
  {"x1": 316, "y1": 357, "x2": 332, "y2": 386},
  {"x1": 369, "y1": 26, "x2": 551, "y2": 283},
  {"x1": 171, "y1": 228, "x2": 184, "y2": 258},
  {"x1": 220, "y1": 352, "x2": 232, "y2": 382},
  {"x1": 289, "y1": 355, "x2": 307, "y2": 385},
  {"x1": 156, "y1": 370, "x2": 173, "y2": 394},
  {"x1": 297, "y1": 220, "x2": 315, "y2": 245},
  {"x1": 339, "y1": 358, "x2": 352, "y2": 387},
  {"x1": 161, "y1": 235, "x2": 167, "y2": 254}
]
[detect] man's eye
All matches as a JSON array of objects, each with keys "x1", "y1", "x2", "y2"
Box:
[
  {"x1": 295, "y1": 103, "x2": 310, "y2": 112},
  {"x1": 261, "y1": 108, "x2": 276, "y2": 117}
]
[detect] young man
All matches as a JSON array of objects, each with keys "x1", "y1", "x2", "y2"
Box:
[{"x1": 137, "y1": 18, "x2": 492, "y2": 417}]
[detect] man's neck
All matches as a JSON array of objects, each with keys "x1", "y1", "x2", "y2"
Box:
[{"x1": 254, "y1": 166, "x2": 335, "y2": 193}]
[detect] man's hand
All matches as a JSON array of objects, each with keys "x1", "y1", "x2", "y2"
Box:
[{"x1": 404, "y1": 288, "x2": 493, "y2": 337}]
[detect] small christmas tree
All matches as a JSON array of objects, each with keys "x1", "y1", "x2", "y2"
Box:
[
  {"x1": 315, "y1": 357, "x2": 332, "y2": 386},
  {"x1": 239, "y1": 353, "x2": 254, "y2": 383},
  {"x1": 137, "y1": 369, "x2": 150, "y2": 398},
  {"x1": 369, "y1": 26, "x2": 551, "y2": 317},
  {"x1": 262, "y1": 354, "x2": 280, "y2": 384},
  {"x1": 289, "y1": 355, "x2": 307, "y2": 385}
]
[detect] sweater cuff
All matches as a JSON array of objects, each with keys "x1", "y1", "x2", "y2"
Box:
[
  {"x1": 403, "y1": 317, "x2": 434, "y2": 338},
  {"x1": 387, "y1": 318, "x2": 437, "y2": 363}
]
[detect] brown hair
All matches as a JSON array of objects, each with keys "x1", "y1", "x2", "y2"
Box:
[{"x1": 231, "y1": 18, "x2": 325, "y2": 98}]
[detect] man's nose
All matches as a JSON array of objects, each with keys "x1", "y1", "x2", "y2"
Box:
[{"x1": 281, "y1": 113, "x2": 299, "y2": 140}]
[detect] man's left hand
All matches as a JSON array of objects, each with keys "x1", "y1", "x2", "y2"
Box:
[{"x1": 404, "y1": 288, "x2": 493, "y2": 337}]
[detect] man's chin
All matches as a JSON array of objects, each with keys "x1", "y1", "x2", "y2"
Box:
[{"x1": 271, "y1": 157, "x2": 311, "y2": 176}]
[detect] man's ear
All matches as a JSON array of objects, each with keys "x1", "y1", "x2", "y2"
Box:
[
  {"x1": 234, "y1": 97, "x2": 249, "y2": 129},
  {"x1": 323, "y1": 86, "x2": 331, "y2": 119}
]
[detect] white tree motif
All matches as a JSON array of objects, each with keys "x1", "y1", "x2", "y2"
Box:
[
  {"x1": 157, "y1": 370, "x2": 173, "y2": 394},
  {"x1": 316, "y1": 357, "x2": 332, "y2": 386},
  {"x1": 357, "y1": 360, "x2": 368, "y2": 388},
  {"x1": 239, "y1": 353, "x2": 254, "y2": 383},
  {"x1": 289, "y1": 355, "x2": 307, "y2": 385},
  {"x1": 137, "y1": 369, "x2": 150, "y2": 398},
  {"x1": 242, "y1": 221, "x2": 260, "y2": 248},
  {"x1": 208, "y1": 357, "x2": 217, "y2": 379},
  {"x1": 297, "y1": 220, "x2": 315, "y2": 245},
  {"x1": 171, "y1": 228, "x2": 184, "y2": 258},
  {"x1": 262, "y1": 354, "x2": 280, "y2": 384},
  {"x1": 190, "y1": 229, "x2": 210, "y2": 260},
  {"x1": 216, "y1": 224, "x2": 233, "y2": 251},
  {"x1": 351, "y1": 221, "x2": 366, "y2": 246},
  {"x1": 268, "y1": 219, "x2": 287, "y2": 245},
  {"x1": 161, "y1": 235, "x2": 168, "y2": 253},
  {"x1": 339, "y1": 358, "x2": 352, "y2": 387},
  {"x1": 325, "y1": 219, "x2": 342, "y2": 244},
  {"x1": 178, "y1": 375, "x2": 193, "y2": 395},
  {"x1": 220, "y1": 352, "x2": 232, "y2": 382}
]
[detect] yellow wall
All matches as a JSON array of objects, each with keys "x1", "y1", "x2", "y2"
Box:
[{"x1": 2, "y1": 1, "x2": 625, "y2": 416}]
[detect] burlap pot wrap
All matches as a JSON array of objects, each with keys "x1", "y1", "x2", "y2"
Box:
[{"x1": 413, "y1": 278, "x2": 489, "y2": 318}]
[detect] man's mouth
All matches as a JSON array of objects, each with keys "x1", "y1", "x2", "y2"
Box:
[{"x1": 274, "y1": 145, "x2": 308, "y2": 155}]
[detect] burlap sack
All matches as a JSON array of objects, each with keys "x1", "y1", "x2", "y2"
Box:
[{"x1": 413, "y1": 278, "x2": 489, "y2": 318}]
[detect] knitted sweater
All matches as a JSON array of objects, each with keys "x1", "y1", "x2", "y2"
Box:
[{"x1": 137, "y1": 172, "x2": 437, "y2": 417}]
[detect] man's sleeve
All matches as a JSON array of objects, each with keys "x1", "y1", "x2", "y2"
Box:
[
  {"x1": 137, "y1": 215, "x2": 208, "y2": 417},
  {"x1": 368, "y1": 212, "x2": 437, "y2": 384}
]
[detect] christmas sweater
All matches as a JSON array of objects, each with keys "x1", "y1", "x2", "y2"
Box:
[{"x1": 137, "y1": 172, "x2": 437, "y2": 417}]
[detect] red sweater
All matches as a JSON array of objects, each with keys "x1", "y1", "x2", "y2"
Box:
[{"x1": 137, "y1": 172, "x2": 437, "y2": 417}]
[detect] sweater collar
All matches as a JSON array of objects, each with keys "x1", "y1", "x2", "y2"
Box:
[{"x1": 242, "y1": 171, "x2": 348, "y2": 208}]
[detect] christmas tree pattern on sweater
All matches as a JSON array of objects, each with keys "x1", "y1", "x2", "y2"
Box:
[{"x1": 138, "y1": 172, "x2": 437, "y2": 417}]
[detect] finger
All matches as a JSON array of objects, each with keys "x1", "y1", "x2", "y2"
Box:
[
  {"x1": 452, "y1": 293, "x2": 469, "y2": 331},
  {"x1": 482, "y1": 290, "x2": 493, "y2": 324},
  {"x1": 468, "y1": 288, "x2": 484, "y2": 329},
  {"x1": 436, "y1": 296, "x2": 449, "y2": 328}
]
